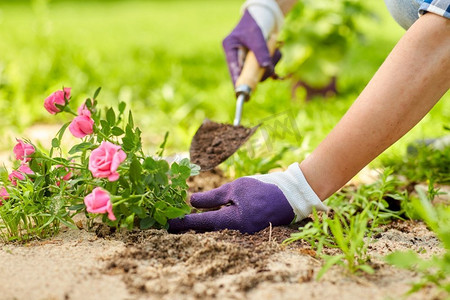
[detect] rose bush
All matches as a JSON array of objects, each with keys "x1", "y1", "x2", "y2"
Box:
[{"x1": 0, "y1": 87, "x2": 198, "y2": 242}]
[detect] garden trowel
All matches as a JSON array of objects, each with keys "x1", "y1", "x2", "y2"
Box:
[{"x1": 190, "y1": 36, "x2": 277, "y2": 171}]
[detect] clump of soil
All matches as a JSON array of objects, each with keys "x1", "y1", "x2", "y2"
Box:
[{"x1": 189, "y1": 119, "x2": 258, "y2": 171}]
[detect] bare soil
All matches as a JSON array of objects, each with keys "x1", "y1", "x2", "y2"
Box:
[
  {"x1": 0, "y1": 220, "x2": 445, "y2": 300},
  {"x1": 0, "y1": 170, "x2": 448, "y2": 300}
]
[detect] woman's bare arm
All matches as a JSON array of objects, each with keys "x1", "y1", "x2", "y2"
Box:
[{"x1": 300, "y1": 13, "x2": 450, "y2": 200}]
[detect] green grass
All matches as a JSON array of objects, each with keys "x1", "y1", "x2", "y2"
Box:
[{"x1": 0, "y1": 0, "x2": 448, "y2": 167}]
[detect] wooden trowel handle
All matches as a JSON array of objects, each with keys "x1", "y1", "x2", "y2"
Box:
[{"x1": 235, "y1": 34, "x2": 278, "y2": 92}]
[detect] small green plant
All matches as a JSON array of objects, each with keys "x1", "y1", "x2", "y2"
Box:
[
  {"x1": 318, "y1": 208, "x2": 375, "y2": 278},
  {"x1": 385, "y1": 184, "x2": 450, "y2": 296},
  {"x1": 284, "y1": 168, "x2": 407, "y2": 278},
  {"x1": 383, "y1": 129, "x2": 450, "y2": 184}
]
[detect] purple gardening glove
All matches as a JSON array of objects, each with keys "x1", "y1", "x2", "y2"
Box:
[
  {"x1": 169, "y1": 163, "x2": 328, "y2": 234},
  {"x1": 223, "y1": 6, "x2": 283, "y2": 86}
]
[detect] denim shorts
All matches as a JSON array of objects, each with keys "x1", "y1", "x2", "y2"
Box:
[{"x1": 384, "y1": 0, "x2": 450, "y2": 30}]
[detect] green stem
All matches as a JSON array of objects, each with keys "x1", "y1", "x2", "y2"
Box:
[
  {"x1": 95, "y1": 129, "x2": 115, "y2": 143},
  {"x1": 39, "y1": 154, "x2": 84, "y2": 170}
]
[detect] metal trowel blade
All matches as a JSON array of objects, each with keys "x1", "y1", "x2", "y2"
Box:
[{"x1": 189, "y1": 119, "x2": 259, "y2": 171}]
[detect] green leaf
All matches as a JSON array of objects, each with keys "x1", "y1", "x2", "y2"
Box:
[
  {"x1": 128, "y1": 111, "x2": 134, "y2": 128},
  {"x1": 129, "y1": 158, "x2": 142, "y2": 185},
  {"x1": 29, "y1": 159, "x2": 41, "y2": 173},
  {"x1": 106, "y1": 107, "x2": 116, "y2": 126},
  {"x1": 100, "y1": 119, "x2": 110, "y2": 136},
  {"x1": 140, "y1": 217, "x2": 155, "y2": 230},
  {"x1": 56, "y1": 122, "x2": 70, "y2": 142},
  {"x1": 68, "y1": 142, "x2": 94, "y2": 155},
  {"x1": 51, "y1": 138, "x2": 60, "y2": 148},
  {"x1": 119, "y1": 177, "x2": 130, "y2": 190},
  {"x1": 384, "y1": 251, "x2": 421, "y2": 269},
  {"x1": 317, "y1": 254, "x2": 344, "y2": 280},
  {"x1": 153, "y1": 211, "x2": 166, "y2": 226},
  {"x1": 111, "y1": 126, "x2": 124, "y2": 136},
  {"x1": 93, "y1": 87, "x2": 102, "y2": 100},
  {"x1": 163, "y1": 206, "x2": 186, "y2": 219},
  {"x1": 357, "y1": 264, "x2": 374, "y2": 274},
  {"x1": 130, "y1": 206, "x2": 147, "y2": 218},
  {"x1": 157, "y1": 132, "x2": 169, "y2": 157},
  {"x1": 68, "y1": 204, "x2": 85, "y2": 211},
  {"x1": 122, "y1": 137, "x2": 134, "y2": 152},
  {"x1": 57, "y1": 216, "x2": 78, "y2": 230},
  {"x1": 33, "y1": 176, "x2": 45, "y2": 189},
  {"x1": 154, "y1": 201, "x2": 168, "y2": 225},
  {"x1": 118, "y1": 101, "x2": 126, "y2": 114},
  {"x1": 143, "y1": 157, "x2": 157, "y2": 171},
  {"x1": 123, "y1": 213, "x2": 135, "y2": 229},
  {"x1": 85, "y1": 98, "x2": 93, "y2": 109}
]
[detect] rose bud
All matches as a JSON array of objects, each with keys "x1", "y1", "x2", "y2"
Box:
[
  {"x1": 13, "y1": 139, "x2": 35, "y2": 162},
  {"x1": 8, "y1": 164, "x2": 34, "y2": 186},
  {"x1": 8, "y1": 170, "x2": 25, "y2": 186},
  {"x1": 0, "y1": 187, "x2": 9, "y2": 205},
  {"x1": 44, "y1": 87, "x2": 71, "y2": 114},
  {"x1": 77, "y1": 100, "x2": 93, "y2": 117},
  {"x1": 69, "y1": 115, "x2": 94, "y2": 138}
]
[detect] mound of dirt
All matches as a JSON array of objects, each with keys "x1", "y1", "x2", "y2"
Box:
[{"x1": 100, "y1": 221, "x2": 444, "y2": 300}]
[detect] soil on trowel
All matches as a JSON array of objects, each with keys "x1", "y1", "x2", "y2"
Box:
[{"x1": 189, "y1": 120, "x2": 258, "y2": 171}]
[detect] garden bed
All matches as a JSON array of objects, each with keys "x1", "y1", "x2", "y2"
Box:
[
  {"x1": 0, "y1": 220, "x2": 443, "y2": 300},
  {"x1": 0, "y1": 171, "x2": 447, "y2": 300}
]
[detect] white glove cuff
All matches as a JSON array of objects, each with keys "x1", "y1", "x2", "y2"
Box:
[
  {"x1": 242, "y1": 0, "x2": 284, "y2": 37},
  {"x1": 248, "y1": 163, "x2": 328, "y2": 222}
]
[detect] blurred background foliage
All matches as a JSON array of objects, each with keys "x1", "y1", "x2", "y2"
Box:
[{"x1": 0, "y1": 0, "x2": 448, "y2": 171}]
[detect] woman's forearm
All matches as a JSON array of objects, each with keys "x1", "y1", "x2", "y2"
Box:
[
  {"x1": 299, "y1": 13, "x2": 450, "y2": 200},
  {"x1": 275, "y1": 0, "x2": 298, "y2": 15}
]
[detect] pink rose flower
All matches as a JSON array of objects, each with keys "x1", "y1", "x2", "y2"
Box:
[
  {"x1": 77, "y1": 101, "x2": 92, "y2": 117},
  {"x1": 8, "y1": 171, "x2": 25, "y2": 186},
  {"x1": 13, "y1": 139, "x2": 35, "y2": 162},
  {"x1": 44, "y1": 87, "x2": 71, "y2": 114},
  {"x1": 69, "y1": 115, "x2": 94, "y2": 138},
  {"x1": 84, "y1": 187, "x2": 116, "y2": 221},
  {"x1": 18, "y1": 164, "x2": 34, "y2": 175},
  {"x1": 0, "y1": 187, "x2": 9, "y2": 205},
  {"x1": 89, "y1": 141, "x2": 126, "y2": 181},
  {"x1": 9, "y1": 164, "x2": 34, "y2": 186}
]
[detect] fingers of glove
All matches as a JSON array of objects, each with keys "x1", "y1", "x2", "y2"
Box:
[
  {"x1": 223, "y1": 36, "x2": 243, "y2": 85},
  {"x1": 168, "y1": 206, "x2": 235, "y2": 233},
  {"x1": 190, "y1": 183, "x2": 232, "y2": 209},
  {"x1": 261, "y1": 49, "x2": 282, "y2": 81}
]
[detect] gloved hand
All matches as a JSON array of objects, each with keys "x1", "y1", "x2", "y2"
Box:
[
  {"x1": 222, "y1": 0, "x2": 285, "y2": 86},
  {"x1": 169, "y1": 163, "x2": 328, "y2": 234}
]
